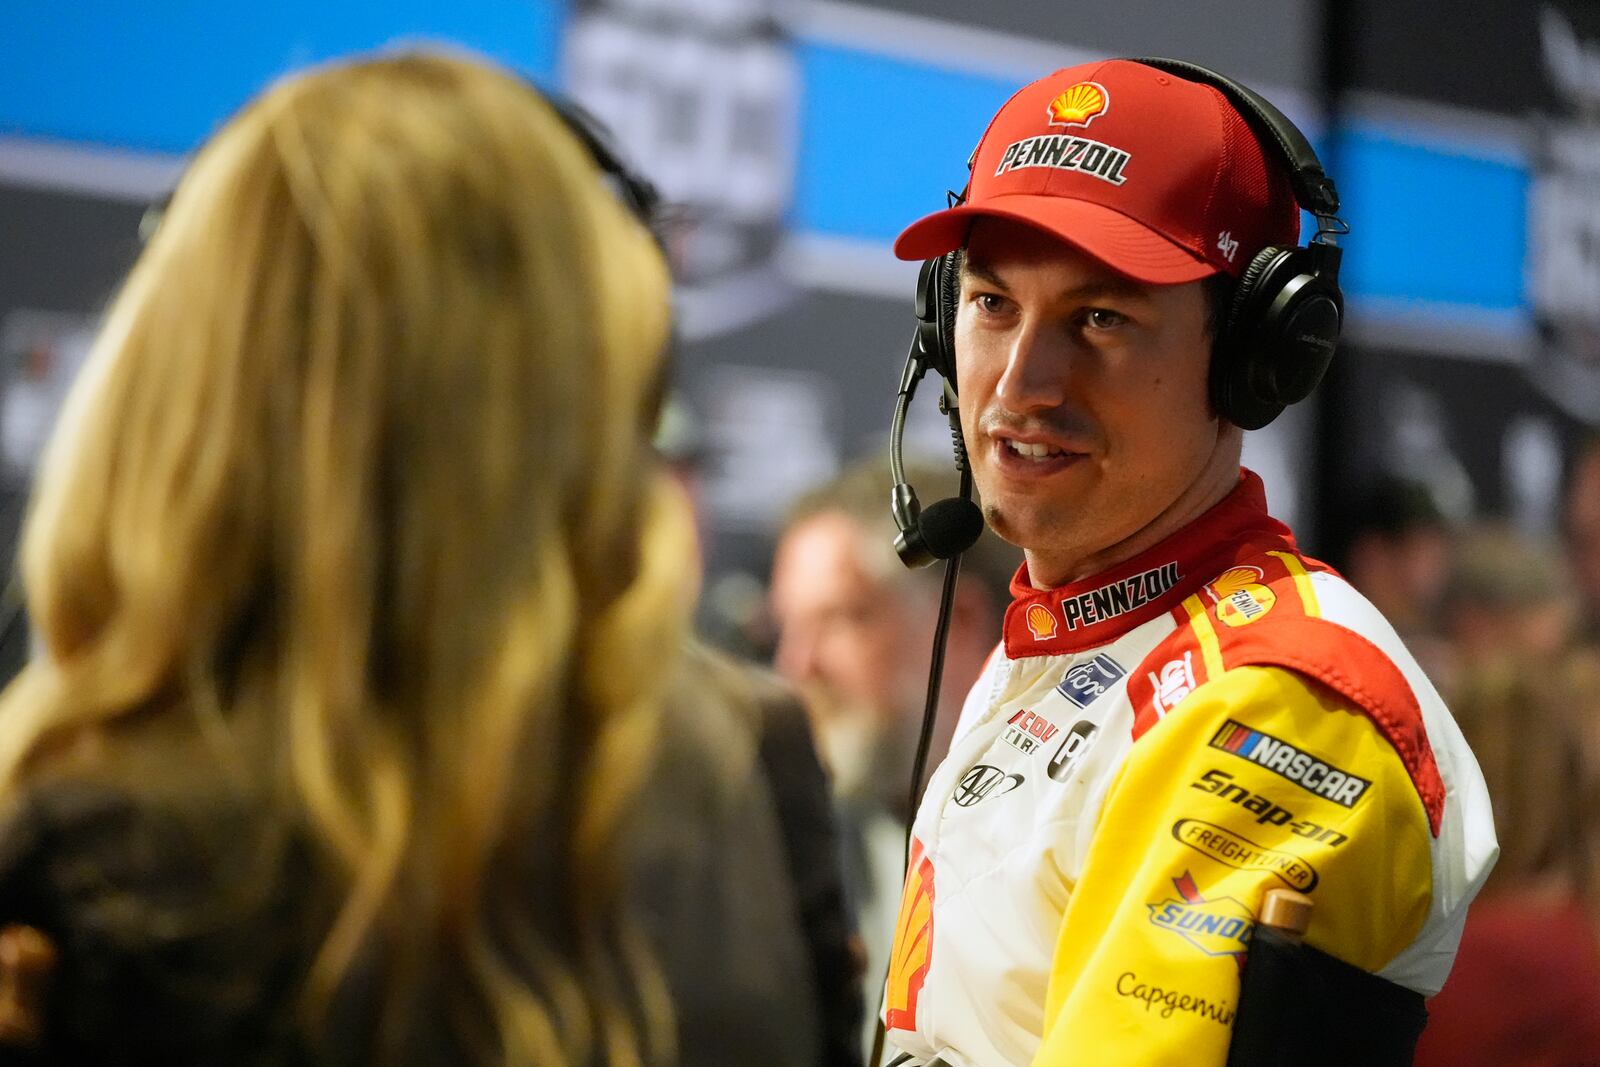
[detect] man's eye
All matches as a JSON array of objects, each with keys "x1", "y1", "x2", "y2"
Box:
[
  {"x1": 1084, "y1": 308, "x2": 1128, "y2": 330},
  {"x1": 975, "y1": 293, "x2": 1008, "y2": 314}
]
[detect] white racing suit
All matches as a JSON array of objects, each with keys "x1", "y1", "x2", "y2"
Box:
[{"x1": 884, "y1": 470, "x2": 1498, "y2": 1067}]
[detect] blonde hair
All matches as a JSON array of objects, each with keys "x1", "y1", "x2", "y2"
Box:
[{"x1": 0, "y1": 50, "x2": 693, "y2": 1065}]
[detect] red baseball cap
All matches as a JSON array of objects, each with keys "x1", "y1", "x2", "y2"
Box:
[{"x1": 893, "y1": 59, "x2": 1300, "y2": 283}]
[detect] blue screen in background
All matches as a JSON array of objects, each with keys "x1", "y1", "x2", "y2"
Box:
[
  {"x1": 1331, "y1": 125, "x2": 1527, "y2": 309},
  {"x1": 792, "y1": 41, "x2": 1021, "y2": 241},
  {"x1": 0, "y1": 0, "x2": 565, "y2": 153}
]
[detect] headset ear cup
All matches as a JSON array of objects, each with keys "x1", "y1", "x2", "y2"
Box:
[
  {"x1": 935, "y1": 251, "x2": 961, "y2": 385},
  {"x1": 1265, "y1": 260, "x2": 1342, "y2": 408},
  {"x1": 1211, "y1": 245, "x2": 1342, "y2": 431},
  {"x1": 1211, "y1": 246, "x2": 1285, "y2": 429},
  {"x1": 911, "y1": 252, "x2": 966, "y2": 388}
]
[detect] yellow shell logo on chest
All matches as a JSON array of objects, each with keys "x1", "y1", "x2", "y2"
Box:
[
  {"x1": 1047, "y1": 81, "x2": 1109, "y2": 127},
  {"x1": 1208, "y1": 566, "x2": 1277, "y2": 627}
]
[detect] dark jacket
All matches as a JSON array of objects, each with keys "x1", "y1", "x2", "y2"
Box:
[
  {"x1": 0, "y1": 650, "x2": 856, "y2": 1066},
  {"x1": 644, "y1": 645, "x2": 861, "y2": 1067}
]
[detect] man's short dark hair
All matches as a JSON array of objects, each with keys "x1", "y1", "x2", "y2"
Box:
[
  {"x1": 1352, "y1": 477, "x2": 1448, "y2": 540},
  {"x1": 1202, "y1": 271, "x2": 1236, "y2": 342}
]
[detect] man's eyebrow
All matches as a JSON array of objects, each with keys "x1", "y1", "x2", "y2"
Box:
[
  {"x1": 1064, "y1": 277, "x2": 1152, "y2": 303},
  {"x1": 961, "y1": 256, "x2": 1012, "y2": 293},
  {"x1": 961, "y1": 254, "x2": 1152, "y2": 303}
]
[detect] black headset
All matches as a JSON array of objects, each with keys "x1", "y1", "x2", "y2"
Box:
[
  {"x1": 541, "y1": 93, "x2": 663, "y2": 233},
  {"x1": 906, "y1": 56, "x2": 1348, "y2": 437}
]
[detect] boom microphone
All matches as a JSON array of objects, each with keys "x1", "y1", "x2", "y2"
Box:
[
  {"x1": 916, "y1": 495, "x2": 984, "y2": 561},
  {"x1": 889, "y1": 342, "x2": 983, "y2": 568},
  {"x1": 871, "y1": 276, "x2": 985, "y2": 1067}
]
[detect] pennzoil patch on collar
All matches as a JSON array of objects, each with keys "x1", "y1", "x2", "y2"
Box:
[{"x1": 1055, "y1": 561, "x2": 1181, "y2": 631}]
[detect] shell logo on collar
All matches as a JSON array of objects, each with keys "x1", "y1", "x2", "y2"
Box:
[
  {"x1": 1026, "y1": 603, "x2": 1060, "y2": 640},
  {"x1": 1047, "y1": 81, "x2": 1109, "y2": 127}
]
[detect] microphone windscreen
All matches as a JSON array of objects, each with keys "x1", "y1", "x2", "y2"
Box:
[{"x1": 919, "y1": 497, "x2": 984, "y2": 560}]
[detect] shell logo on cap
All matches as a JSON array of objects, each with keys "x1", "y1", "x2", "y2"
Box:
[
  {"x1": 1026, "y1": 603, "x2": 1059, "y2": 640},
  {"x1": 1047, "y1": 81, "x2": 1109, "y2": 127}
]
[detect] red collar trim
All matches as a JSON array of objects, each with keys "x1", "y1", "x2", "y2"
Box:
[{"x1": 1002, "y1": 470, "x2": 1295, "y2": 658}]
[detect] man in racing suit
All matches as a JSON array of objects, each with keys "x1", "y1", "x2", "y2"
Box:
[{"x1": 879, "y1": 59, "x2": 1498, "y2": 1066}]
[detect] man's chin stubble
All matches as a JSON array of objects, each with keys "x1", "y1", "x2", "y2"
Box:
[{"x1": 984, "y1": 500, "x2": 1082, "y2": 561}]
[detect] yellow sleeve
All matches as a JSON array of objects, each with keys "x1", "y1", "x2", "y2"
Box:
[{"x1": 1031, "y1": 665, "x2": 1433, "y2": 1066}]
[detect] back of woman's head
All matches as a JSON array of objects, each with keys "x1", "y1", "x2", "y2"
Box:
[{"x1": 0, "y1": 50, "x2": 693, "y2": 1065}]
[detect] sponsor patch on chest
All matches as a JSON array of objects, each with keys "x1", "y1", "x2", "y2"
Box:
[
  {"x1": 1057, "y1": 653, "x2": 1126, "y2": 707},
  {"x1": 1000, "y1": 701, "x2": 1103, "y2": 783},
  {"x1": 1003, "y1": 708, "x2": 1060, "y2": 754},
  {"x1": 952, "y1": 763, "x2": 1025, "y2": 808}
]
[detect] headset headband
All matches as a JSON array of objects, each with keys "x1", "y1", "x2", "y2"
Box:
[
  {"x1": 1126, "y1": 56, "x2": 1341, "y2": 223},
  {"x1": 542, "y1": 92, "x2": 663, "y2": 225}
]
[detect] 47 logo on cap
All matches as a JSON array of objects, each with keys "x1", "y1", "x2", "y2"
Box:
[{"x1": 1048, "y1": 81, "x2": 1109, "y2": 127}]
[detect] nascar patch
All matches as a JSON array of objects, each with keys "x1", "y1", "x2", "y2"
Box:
[{"x1": 1209, "y1": 720, "x2": 1372, "y2": 808}]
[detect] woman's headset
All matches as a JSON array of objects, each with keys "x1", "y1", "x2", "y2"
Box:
[{"x1": 907, "y1": 56, "x2": 1348, "y2": 434}]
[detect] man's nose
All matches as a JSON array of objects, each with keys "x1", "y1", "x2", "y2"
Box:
[
  {"x1": 994, "y1": 321, "x2": 1072, "y2": 413},
  {"x1": 773, "y1": 625, "x2": 822, "y2": 683}
]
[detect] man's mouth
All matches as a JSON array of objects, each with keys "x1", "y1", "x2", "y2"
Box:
[
  {"x1": 989, "y1": 431, "x2": 1089, "y2": 478},
  {"x1": 1003, "y1": 439, "x2": 1068, "y2": 460}
]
